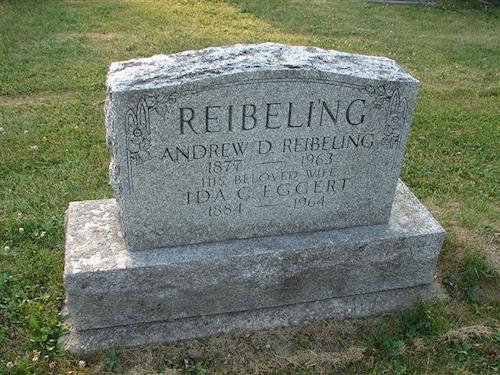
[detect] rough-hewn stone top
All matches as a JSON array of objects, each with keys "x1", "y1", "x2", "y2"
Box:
[
  {"x1": 107, "y1": 43, "x2": 419, "y2": 92},
  {"x1": 105, "y1": 44, "x2": 421, "y2": 250}
]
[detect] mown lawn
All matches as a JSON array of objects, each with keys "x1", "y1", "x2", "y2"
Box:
[{"x1": 0, "y1": 0, "x2": 499, "y2": 374}]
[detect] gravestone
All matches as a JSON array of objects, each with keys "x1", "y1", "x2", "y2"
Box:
[
  {"x1": 61, "y1": 44, "x2": 446, "y2": 355},
  {"x1": 104, "y1": 45, "x2": 419, "y2": 250}
]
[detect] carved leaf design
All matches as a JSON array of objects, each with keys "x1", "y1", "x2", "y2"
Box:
[
  {"x1": 126, "y1": 109, "x2": 137, "y2": 131},
  {"x1": 382, "y1": 88, "x2": 408, "y2": 151},
  {"x1": 137, "y1": 98, "x2": 150, "y2": 136}
]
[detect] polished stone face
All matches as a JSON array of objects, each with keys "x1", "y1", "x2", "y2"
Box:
[{"x1": 105, "y1": 43, "x2": 419, "y2": 250}]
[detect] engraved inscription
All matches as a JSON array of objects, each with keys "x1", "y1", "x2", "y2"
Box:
[
  {"x1": 107, "y1": 45, "x2": 419, "y2": 249},
  {"x1": 123, "y1": 79, "x2": 409, "y2": 223}
]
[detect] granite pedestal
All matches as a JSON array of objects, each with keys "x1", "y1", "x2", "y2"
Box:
[{"x1": 60, "y1": 181, "x2": 446, "y2": 355}]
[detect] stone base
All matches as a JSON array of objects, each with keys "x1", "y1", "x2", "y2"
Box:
[
  {"x1": 61, "y1": 281, "x2": 448, "y2": 356},
  {"x1": 60, "y1": 181, "x2": 446, "y2": 355}
]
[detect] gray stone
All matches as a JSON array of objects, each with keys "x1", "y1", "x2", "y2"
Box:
[
  {"x1": 63, "y1": 181, "x2": 445, "y2": 331},
  {"x1": 105, "y1": 43, "x2": 420, "y2": 250},
  {"x1": 62, "y1": 44, "x2": 446, "y2": 355},
  {"x1": 60, "y1": 281, "x2": 448, "y2": 357}
]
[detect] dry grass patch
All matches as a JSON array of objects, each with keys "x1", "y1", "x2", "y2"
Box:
[
  {"x1": 284, "y1": 346, "x2": 366, "y2": 369},
  {"x1": 54, "y1": 31, "x2": 140, "y2": 46},
  {"x1": 441, "y1": 324, "x2": 499, "y2": 343},
  {"x1": 411, "y1": 337, "x2": 427, "y2": 351},
  {"x1": 85, "y1": 31, "x2": 125, "y2": 42},
  {"x1": 80, "y1": 318, "x2": 380, "y2": 374},
  {"x1": 425, "y1": 197, "x2": 499, "y2": 269},
  {"x1": 0, "y1": 91, "x2": 79, "y2": 108}
]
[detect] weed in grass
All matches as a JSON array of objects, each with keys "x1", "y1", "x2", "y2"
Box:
[
  {"x1": 105, "y1": 347, "x2": 118, "y2": 371},
  {"x1": 451, "y1": 339, "x2": 473, "y2": 361},
  {"x1": 367, "y1": 323, "x2": 405, "y2": 359},
  {"x1": 184, "y1": 359, "x2": 207, "y2": 375},
  {"x1": 458, "y1": 251, "x2": 498, "y2": 304},
  {"x1": 494, "y1": 331, "x2": 500, "y2": 343},
  {"x1": 402, "y1": 300, "x2": 448, "y2": 339},
  {"x1": 442, "y1": 274, "x2": 457, "y2": 294},
  {"x1": 362, "y1": 302, "x2": 452, "y2": 373},
  {"x1": 367, "y1": 323, "x2": 407, "y2": 373}
]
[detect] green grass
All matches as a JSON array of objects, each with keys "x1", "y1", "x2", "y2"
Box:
[{"x1": 0, "y1": 0, "x2": 499, "y2": 373}]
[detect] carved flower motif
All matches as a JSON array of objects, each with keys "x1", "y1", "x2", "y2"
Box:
[
  {"x1": 381, "y1": 133, "x2": 400, "y2": 149},
  {"x1": 365, "y1": 85, "x2": 376, "y2": 95},
  {"x1": 381, "y1": 88, "x2": 407, "y2": 150},
  {"x1": 126, "y1": 98, "x2": 152, "y2": 165},
  {"x1": 147, "y1": 91, "x2": 180, "y2": 119},
  {"x1": 365, "y1": 84, "x2": 394, "y2": 108},
  {"x1": 128, "y1": 125, "x2": 151, "y2": 164},
  {"x1": 387, "y1": 89, "x2": 408, "y2": 128}
]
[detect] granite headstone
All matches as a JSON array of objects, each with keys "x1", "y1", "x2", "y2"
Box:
[
  {"x1": 105, "y1": 43, "x2": 419, "y2": 250},
  {"x1": 61, "y1": 44, "x2": 446, "y2": 355}
]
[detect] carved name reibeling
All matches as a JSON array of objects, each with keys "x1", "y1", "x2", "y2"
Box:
[
  {"x1": 177, "y1": 98, "x2": 366, "y2": 134},
  {"x1": 123, "y1": 78, "x2": 408, "y2": 218}
]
